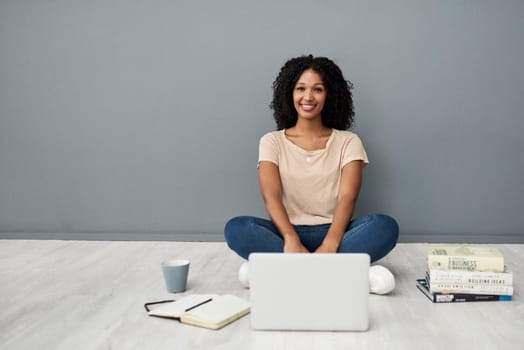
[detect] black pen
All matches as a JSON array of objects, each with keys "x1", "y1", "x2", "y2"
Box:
[
  {"x1": 144, "y1": 299, "x2": 175, "y2": 312},
  {"x1": 185, "y1": 298, "x2": 213, "y2": 312}
]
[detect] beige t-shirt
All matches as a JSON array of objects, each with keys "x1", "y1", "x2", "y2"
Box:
[{"x1": 258, "y1": 129, "x2": 369, "y2": 225}]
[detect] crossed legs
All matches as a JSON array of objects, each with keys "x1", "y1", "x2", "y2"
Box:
[{"x1": 224, "y1": 214, "x2": 399, "y2": 263}]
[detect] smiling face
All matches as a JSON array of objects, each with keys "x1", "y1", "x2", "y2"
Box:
[{"x1": 292, "y1": 69, "x2": 327, "y2": 123}]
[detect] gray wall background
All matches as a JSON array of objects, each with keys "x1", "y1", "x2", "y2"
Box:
[{"x1": 1, "y1": 0, "x2": 523, "y2": 242}]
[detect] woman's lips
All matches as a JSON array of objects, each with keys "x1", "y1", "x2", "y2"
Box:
[{"x1": 301, "y1": 104, "x2": 316, "y2": 111}]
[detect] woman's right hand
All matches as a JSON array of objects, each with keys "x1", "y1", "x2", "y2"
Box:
[{"x1": 283, "y1": 235, "x2": 309, "y2": 253}]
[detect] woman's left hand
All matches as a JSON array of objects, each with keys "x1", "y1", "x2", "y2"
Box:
[{"x1": 315, "y1": 240, "x2": 339, "y2": 253}]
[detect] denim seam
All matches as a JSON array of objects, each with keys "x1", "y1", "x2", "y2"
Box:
[{"x1": 342, "y1": 214, "x2": 375, "y2": 242}]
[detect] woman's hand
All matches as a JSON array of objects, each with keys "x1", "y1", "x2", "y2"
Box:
[
  {"x1": 284, "y1": 235, "x2": 309, "y2": 253},
  {"x1": 314, "y1": 240, "x2": 339, "y2": 253}
]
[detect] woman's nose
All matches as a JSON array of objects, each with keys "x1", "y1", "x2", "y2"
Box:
[{"x1": 304, "y1": 89, "x2": 313, "y2": 100}]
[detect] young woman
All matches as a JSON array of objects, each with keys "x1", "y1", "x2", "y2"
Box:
[{"x1": 224, "y1": 55, "x2": 399, "y2": 292}]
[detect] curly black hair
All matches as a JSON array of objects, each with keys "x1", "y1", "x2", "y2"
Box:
[{"x1": 270, "y1": 55, "x2": 354, "y2": 130}]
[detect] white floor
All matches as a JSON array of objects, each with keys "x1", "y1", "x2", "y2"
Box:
[{"x1": 0, "y1": 240, "x2": 522, "y2": 350}]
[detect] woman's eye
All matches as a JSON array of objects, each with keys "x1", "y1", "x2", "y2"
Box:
[
  {"x1": 314, "y1": 87, "x2": 324, "y2": 93},
  {"x1": 296, "y1": 86, "x2": 305, "y2": 91}
]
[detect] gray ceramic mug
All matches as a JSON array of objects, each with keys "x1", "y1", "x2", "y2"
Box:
[{"x1": 162, "y1": 259, "x2": 190, "y2": 293}]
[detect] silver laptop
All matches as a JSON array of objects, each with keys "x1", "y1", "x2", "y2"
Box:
[{"x1": 249, "y1": 253, "x2": 370, "y2": 331}]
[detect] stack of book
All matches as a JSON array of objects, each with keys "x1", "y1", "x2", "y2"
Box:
[{"x1": 417, "y1": 245, "x2": 513, "y2": 303}]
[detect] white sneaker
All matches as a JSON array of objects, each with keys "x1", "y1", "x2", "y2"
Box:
[
  {"x1": 369, "y1": 265, "x2": 395, "y2": 294},
  {"x1": 238, "y1": 262, "x2": 250, "y2": 288}
]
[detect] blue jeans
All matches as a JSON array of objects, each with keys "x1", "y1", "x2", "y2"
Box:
[{"x1": 224, "y1": 214, "x2": 399, "y2": 263}]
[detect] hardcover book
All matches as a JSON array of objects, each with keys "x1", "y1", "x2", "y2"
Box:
[
  {"x1": 427, "y1": 245, "x2": 504, "y2": 272},
  {"x1": 427, "y1": 269, "x2": 513, "y2": 286},
  {"x1": 428, "y1": 281, "x2": 513, "y2": 295},
  {"x1": 416, "y1": 279, "x2": 512, "y2": 303}
]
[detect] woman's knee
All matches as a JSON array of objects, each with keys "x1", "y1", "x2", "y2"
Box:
[
  {"x1": 224, "y1": 216, "x2": 253, "y2": 247},
  {"x1": 224, "y1": 216, "x2": 246, "y2": 241},
  {"x1": 374, "y1": 214, "x2": 399, "y2": 246}
]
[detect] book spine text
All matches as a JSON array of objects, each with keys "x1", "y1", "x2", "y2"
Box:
[
  {"x1": 428, "y1": 270, "x2": 513, "y2": 285},
  {"x1": 427, "y1": 256, "x2": 504, "y2": 272},
  {"x1": 429, "y1": 283, "x2": 513, "y2": 295}
]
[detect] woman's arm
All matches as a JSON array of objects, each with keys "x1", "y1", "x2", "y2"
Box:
[
  {"x1": 258, "y1": 161, "x2": 309, "y2": 253},
  {"x1": 315, "y1": 160, "x2": 363, "y2": 253}
]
